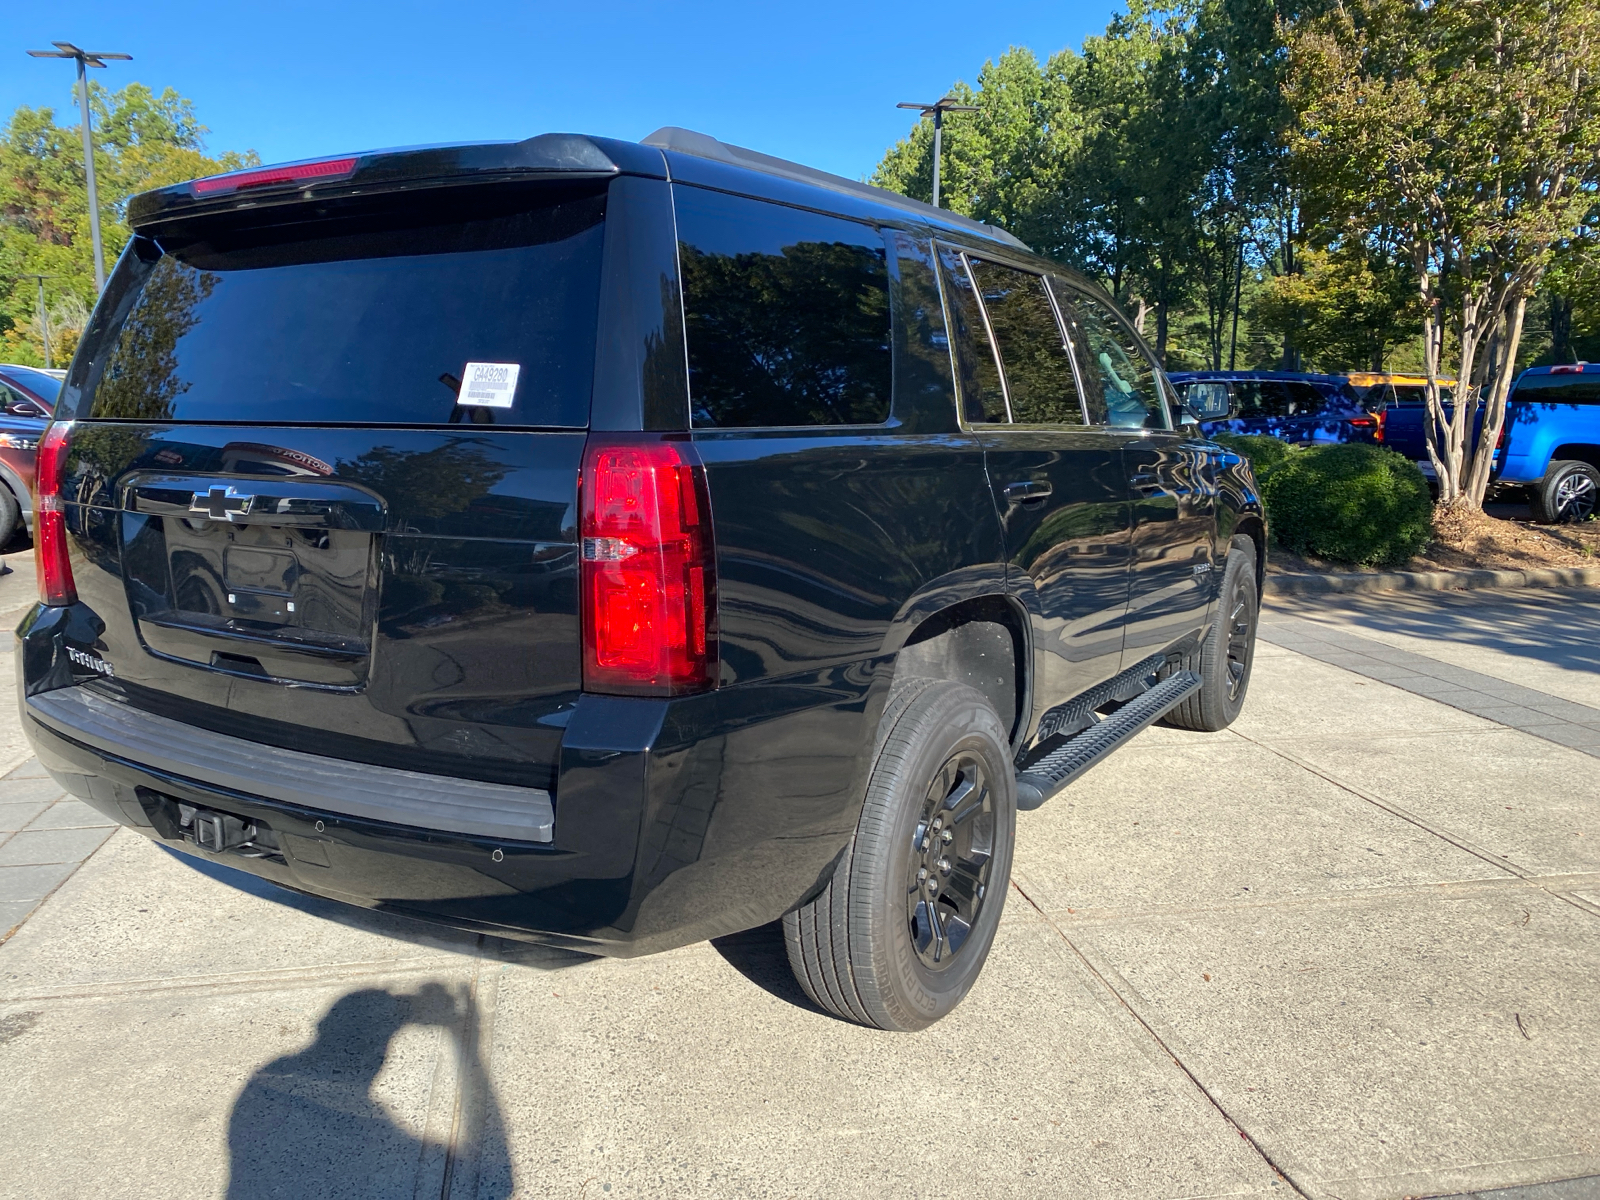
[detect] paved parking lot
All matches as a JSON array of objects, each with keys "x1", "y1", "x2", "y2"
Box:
[{"x1": 2, "y1": 546, "x2": 1598, "y2": 1199}]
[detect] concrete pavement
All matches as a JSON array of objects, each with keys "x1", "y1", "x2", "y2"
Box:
[{"x1": 2, "y1": 561, "x2": 1598, "y2": 1198}]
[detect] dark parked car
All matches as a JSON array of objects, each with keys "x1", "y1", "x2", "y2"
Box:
[
  {"x1": 17, "y1": 129, "x2": 1265, "y2": 1030},
  {"x1": 0, "y1": 364, "x2": 60, "y2": 545},
  {"x1": 1168, "y1": 370, "x2": 1379, "y2": 445}
]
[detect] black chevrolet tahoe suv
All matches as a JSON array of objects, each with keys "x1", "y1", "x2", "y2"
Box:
[{"x1": 16, "y1": 128, "x2": 1264, "y2": 1031}]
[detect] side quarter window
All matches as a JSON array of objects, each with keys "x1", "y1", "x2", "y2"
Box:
[
  {"x1": 966, "y1": 258, "x2": 1085, "y2": 426},
  {"x1": 1062, "y1": 291, "x2": 1169, "y2": 429},
  {"x1": 676, "y1": 187, "x2": 893, "y2": 428}
]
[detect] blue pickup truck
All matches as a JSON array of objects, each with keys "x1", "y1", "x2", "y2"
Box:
[{"x1": 1379, "y1": 364, "x2": 1600, "y2": 521}]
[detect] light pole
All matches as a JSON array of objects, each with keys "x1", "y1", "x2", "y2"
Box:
[
  {"x1": 27, "y1": 42, "x2": 132, "y2": 294},
  {"x1": 896, "y1": 96, "x2": 977, "y2": 210},
  {"x1": 17, "y1": 275, "x2": 56, "y2": 369}
]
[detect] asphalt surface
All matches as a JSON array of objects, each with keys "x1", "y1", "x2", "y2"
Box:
[{"x1": 2, "y1": 544, "x2": 1598, "y2": 1199}]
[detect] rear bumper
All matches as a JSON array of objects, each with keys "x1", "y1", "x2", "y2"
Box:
[{"x1": 17, "y1": 606, "x2": 884, "y2": 957}]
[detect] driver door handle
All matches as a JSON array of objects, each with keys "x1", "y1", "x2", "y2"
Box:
[{"x1": 1003, "y1": 480, "x2": 1053, "y2": 504}]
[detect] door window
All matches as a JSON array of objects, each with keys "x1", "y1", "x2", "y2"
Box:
[
  {"x1": 676, "y1": 187, "x2": 892, "y2": 427},
  {"x1": 965, "y1": 259, "x2": 1085, "y2": 425},
  {"x1": 1062, "y1": 292, "x2": 1168, "y2": 429}
]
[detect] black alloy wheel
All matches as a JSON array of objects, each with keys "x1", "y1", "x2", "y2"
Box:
[
  {"x1": 783, "y1": 678, "x2": 1016, "y2": 1031},
  {"x1": 1163, "y1": 535, "x2": 1259, "y2": 732},
  {"x1": 1223, "y1": 566, "x2": 1256, "y2": 704},
  {"x1": 906, "y1": 750, "x2": 995, "y2": 970}
]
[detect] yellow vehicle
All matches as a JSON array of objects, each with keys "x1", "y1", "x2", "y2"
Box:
[{"x1": 1346, "y1": 372, "x2": 1458, "y2": 413}]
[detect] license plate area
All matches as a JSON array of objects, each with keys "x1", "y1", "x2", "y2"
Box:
[{"x1": 121, "y1": 512, "x2": 377, "y2": 687}]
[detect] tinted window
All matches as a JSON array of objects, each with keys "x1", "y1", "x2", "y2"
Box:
[
  {"x1": 1065, "y1": 292, "x2": 1167, "y2": 428},
  {"x1": 937, "y1": 247, "x2": 1007, "y2": 423},
  {"x1": 1390, "y1": 385, "x2": 1455, "y2": 407},
  {"x1": 677, "y1": 187, "x2": 891, "y2": 427},
  {"x1": 1514, "y1": 376, "x2": 1600, "y2": 404},
  {"x1": 89, "y1": 188, "x2": 606, "y2": 426},
  {"x1": 1284, "y1": 381, "x2": 1326, "y2": 413},
  {"x1": 967, "y1": 259, "x2": 1084, "y2": 425}
]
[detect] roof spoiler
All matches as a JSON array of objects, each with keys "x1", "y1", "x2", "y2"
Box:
[
  {"x1": 127, "y1": 134, "x2": 663, "y2": 230},
  {"x1": 642, "y1": 126, "x2": 1031, "y2": 252}
]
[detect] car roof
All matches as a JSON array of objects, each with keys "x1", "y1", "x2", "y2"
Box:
[
  {"x1": 1520, "y1": 363, "x2": 1595, "y2": 377},
  {"x1": 130, "y1": 129, "x2": 1031, "y2": 258},
  {"x1": 1166, "y1": 370, "x2": 1351, "y2": 384},
  {"x1": 640, "y1": 127, "x2": 1030, "y2": 252}
]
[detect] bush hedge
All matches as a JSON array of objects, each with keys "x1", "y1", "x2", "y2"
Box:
[
  {"x1": 1260, "y1": 443, "x2": 1433, "y2": 567},
  {"x1": 1211, "y1": 432, "x2": 1295, "y2": 478}
]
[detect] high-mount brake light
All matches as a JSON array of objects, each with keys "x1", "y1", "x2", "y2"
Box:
[
  {"x1": 192, "y1": 157, "x2": 358, "y2": 196},
  {"x1": 580, "y1": 437, "x2": 717, "y2": 696},
  {"x1": 34, "y1": 421, "x2": 76, "y2": 606}
]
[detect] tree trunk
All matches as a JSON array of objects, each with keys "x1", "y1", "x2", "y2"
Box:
[
  {"x1": 1550, "y1": 293, "x2": 1574, "y2": 364},
  {"x1": 1466, "y1": 291, "x2": 1529, "y2": 505}
]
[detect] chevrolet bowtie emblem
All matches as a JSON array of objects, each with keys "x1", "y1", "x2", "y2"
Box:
[{"x1": 190, "y1": 484, "x2": 256, "y2": 522}]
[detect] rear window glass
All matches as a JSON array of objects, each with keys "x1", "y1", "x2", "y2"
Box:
[
  {"x1": 1514, "y1": 375, "x2": 1600, "y2": 404},
  {"x1": 677, "y1": 186, "x2": 891, "y2": 427},
  {"x1": 87, "y1": 188, "x2": 606, "y2": 426}
]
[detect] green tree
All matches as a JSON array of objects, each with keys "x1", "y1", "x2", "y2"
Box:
[
  {"x1": 0, "y1": 82, "x2": 257, "y2": 367},
  {"x1": 1286, "y1": 0, "x2": 1600, "y2": 508},
  {"x1": 1253, "y1": 243, "x2": 1419, "y2": 370}
]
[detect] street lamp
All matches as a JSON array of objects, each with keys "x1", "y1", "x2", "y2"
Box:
[
  {"x1": 17, "y1": 275, "x2": 56, "y2": 369},
  {"x1": 896, "y1": 96, "x2": 977, "y2": 210},
  {"x1": 27, "y1": 42, "x2": 132, "y2": 294}
]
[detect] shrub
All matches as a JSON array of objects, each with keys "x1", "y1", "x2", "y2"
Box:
[
  {"x1": 1211, "y1": 433, "x2": 1295, "y2": 478},
  {"x1": 1261, "y1": 443, "x2": 1433, "y2": 567}
]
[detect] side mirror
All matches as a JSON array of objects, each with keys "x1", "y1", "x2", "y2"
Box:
[
  {"x1": 5, "y1": 401, "x2": 47, "y2": 420},
  {"x1": 1182, "y1": 381, "x2": 1232, "y2": 422}
]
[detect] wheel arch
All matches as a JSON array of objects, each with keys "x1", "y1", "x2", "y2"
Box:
[
  {"x1": 881, "y1": 572, "x2": 1029, "y2": 749},
  {"x1": 1548, "y1": 445, "x2": 1600, "y2": 474}
]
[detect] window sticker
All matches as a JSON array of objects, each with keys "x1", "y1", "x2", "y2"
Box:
[{"x1": 458, "y1": 362, "x2": 521, "y2": 408}]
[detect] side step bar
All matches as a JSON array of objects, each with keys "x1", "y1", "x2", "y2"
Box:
[{"x1": 1015, "y1": 670, "x2": 1202, "y2": 811}]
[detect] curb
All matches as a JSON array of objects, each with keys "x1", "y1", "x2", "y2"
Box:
[{"x1": 1265, "y1": 564, "x2": 1600, "y2": 597}]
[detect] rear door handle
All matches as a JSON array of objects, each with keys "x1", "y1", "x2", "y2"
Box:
[
  {"x1": 1003, "y1": 480, "x2": 1053, "y2": 504},
  {"x1": 1129, "y1": 472, "x2": 1162, "y2": 491}
]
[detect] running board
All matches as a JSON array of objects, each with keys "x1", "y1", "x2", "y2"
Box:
[{"x1": 1015, "y1": 670, "x2": 1202, "y2": 811}]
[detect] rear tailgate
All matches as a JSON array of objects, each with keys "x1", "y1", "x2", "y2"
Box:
[{"x1": 49, "y1": 179, "x2": 608, "y2": 789}]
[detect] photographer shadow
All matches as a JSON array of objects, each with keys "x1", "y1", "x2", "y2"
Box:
[{"x1": 226, "y1": 981, "x2": 513, "y2": 1199}]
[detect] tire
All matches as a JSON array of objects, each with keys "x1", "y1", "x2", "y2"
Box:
[
  {"x1": 783, "y1": 679, "x2": 1017, "y2": 1031},
  {"x1": 0, "y1": 485, "x2": 19, "y2": 550},
  {"x1": 1164, "y1": 536, "x2": 1259, "y2": 732},
  {"x1": 1531, "y1": 460, "x2": 1600, "y2": 524}
]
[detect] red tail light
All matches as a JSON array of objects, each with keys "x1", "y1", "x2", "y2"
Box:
[
  {"x1": 34, "y1": 421, "x2": 76, "y2": 606},
  {"x1": 192, "y1": 157, "x2": 358, "y2": 195},
  {"x1": 1374, "y1": 409, "x2": 1386, "y2": 443},
  {"x1": 580, "y1": 436, "x2": 717, "y2": 696}
]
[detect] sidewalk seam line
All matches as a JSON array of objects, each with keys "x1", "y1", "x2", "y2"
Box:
[
  {"x1": 1232, "y1": 731, "x2": 1600, "y2": 922},
  {"x1": 1009, "y1": 877, "x2": 1312, "y2": 1199}
]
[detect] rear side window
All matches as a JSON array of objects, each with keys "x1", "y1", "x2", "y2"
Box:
[
  {"x1": 966, "y1": 259, "x2": 1084, "y2": 425},
  {"x1": 676, "y1": 187, "x2": 891, "y2": 427},
  {"x1": 1064, "y1": 291, "x2": 1167, "y2": 429},
  {"x1": 1514, "y1": 376, "x2": 1600, "y2": 404},
  {"x1": 88, "y1": 188, "x2": 607, "y2": 426}
]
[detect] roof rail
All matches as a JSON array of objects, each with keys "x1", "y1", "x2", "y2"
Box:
[{"x1": 641, "y1": 126, "x2": 1030, "y2": 252}]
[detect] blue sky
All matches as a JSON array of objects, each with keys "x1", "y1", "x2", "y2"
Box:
[{"x1": 3, "y1": 1, "x2": 1118, "y2": 182}]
